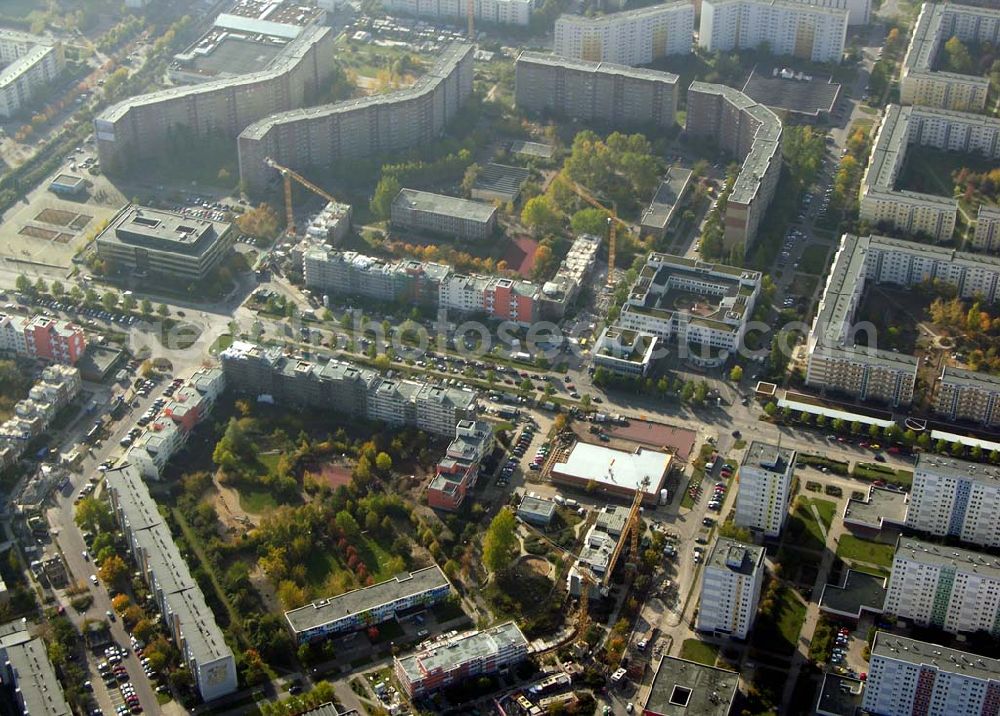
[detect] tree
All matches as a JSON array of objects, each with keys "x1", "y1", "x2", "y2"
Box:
[
  {"x1": 335, "y1": 510, "x2": 360, "y2": 537},
  {"x1": 132, "y1": 618, "x2": 157, "y2": 643},
  {"x1": 521, "y1": 195, "x2": 562, "y2": 234},
  {"x1": 157, "y1": 303, "x2": 169, "y2": 317},
  {"x1": 570, "y1": 207, "x2": 610, "y2": 237},
  {"x1": 34, "y1": 277, "x2": 47, "y2": 294},
  {"x1": 370, "y1": 175, "x2": 401, "y2": 220},
  {"x1": 98, "y1": 555, "x2": 128, "y2": 589},
  {"x1": 375, "y1": 452, "x2": 393, "y2": 474},
  {"x1": 729, "y1": 365, "x2": 743, "y2": 382},
  {"x1": 111, "y1": 594, "x2": 131, "y2": 614},
  {"x1": 482, "y1": 509, "x2": 518, "y2": 575},
  {"x1": 460, "y1": 163, "x2": 481, "y2": 195},
  {"x1": 140, "y1": 298, "x2": 152, "y2": 317},
  {"x1": 102, "y1": 290, "x2": 118, "y2": 311},
  {"x1": 51, "y1": 280, "x2": 64, "y2": 297},
  {"x1": 122, "y1": 294, "x2": 136, "y2": 312},
  {"x1": 15, "y1": 274, "x2": 30, "y2": 293},
  {"x1": 944, "y1": 36, "x2": 973, "y2": 74},
  {"x1": 277, "y1": 580, "x2": 308, "y2": 610},
  {"x1": 75, "y1": 497, "x2": 114, "y2": 533},
  {"x1": 236, "y1": 203, "x2": 281, "y2": 242}
]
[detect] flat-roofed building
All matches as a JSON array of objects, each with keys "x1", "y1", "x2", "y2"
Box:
[
  {"x1": 96, "y1": 25, "x2": 336, "y2": 171},
  {"x1": 900, "y1": 2, "x2": 1000, "y2": 113},
  {"x1": 383, "y1": 0, "x2": 532, "y2": 25},
  {"x1": 427, "y1": 420, "x2": 494, "y2": 511},
  {"x1": 517, "y1": 495, "x2": 558, "y2": 526},
  {"x1": 864, "y1": 633, "x2": 1000, "y2": 716},
  {"x1": 885, "y1": 536, "x2": 1000, "y2": 634},
  {"x1": 551, "y1": 442, "x2": 672, "y2": 505},
  {"x1": 974, "y1": 205, "x2": 1000, "y2": 252},
  {"x1": 0, "y1": 30, "x2": 65, "y2": 119},
  {"x1": 0, "y1": 622, "x2": 71, "y2": 715},
  {"x1": 685, "y1": 82, "x2": 781, "y2": 256},
  {"x1": 553, "y1": 2, "x2": 695, "y2": 66},
  {"x1": 237, "y1": 43, "x2": 473, "y2": 193},
  {"x1": 806, "y1": 233, "x2": 1000, "y2": 407},
  {"x1": 861, "y1": 104, "x2": 1000, "y2": 242},
  {"x1": 700, "y1": 0, "x2": 848, "y2": 64},
  {"x1": 470, "y1": 163, "x2": 530, "y2": 204},
  {"x1": 935, "y1": 366, "x2": 1000, "y2": 427},
  {"x1": 391, "y1": 189, "x2": 497, "y2": 241},
  {"x1": 105, "y1": 465, "x2": 237, "y2": 701},
  {"x1": 643, "y1": 656, "x2": 739, "y2": 716},
  {"x1": 592, "y1": 326, "x2": 660, "y2": 377},
  {"x1": 697, "y1": 538, "x2": 765, "y2": 639},
  {"x1": 736, "y1": 441, "x2": 796, "y2": 537},
  {"x1": 286, "y1": 566, "x2": 452, "y2": 643},
  {"x1": 906, "y1": 455, "x2": 1000, "y2": 549},
  {"x1": 394, "y1": 622, "x2": 528, "y2": 697},
  {"x1": 640, "y1": 167, "x2": 693, "y2": 241},
  {"x1": 95, "y1": 205, "x2": 235, "y2": 280},
  {"x1": 515, "y1": 51, "x2": 678, "y2": 129}
]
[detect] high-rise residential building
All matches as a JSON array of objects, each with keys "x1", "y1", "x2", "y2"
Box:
[
  {"x1": 736, "y1": 441, "x2": 796, "y2": 537},
  {"x1": 0, "y1": 30, "x2": 65, "y2": 118},
  {"x1": 427, "y1": 420, "x2": 494, "y2": 511},
  {"x1": 861, "y1": 104, "x2": 1000, "y2": 243},
  {"x1": 792, "y1": 0, "x2": 869, "y2": 25},
  {"x1": 95, "y1": 25, "x2": 336, "y2": 171},
  {"x1": 697, "y1": 538, "x2": 765, "y2": 639},
  {"x1": 95, "y1": 205, "x2": 236, "y2": 281},
  {"x1": 934, "y1": 367, "x2": 1000, "y2": 428},
  {"x1": 220, "y1": 342, "x2": 477, "y2": 436},
  {"x1": 515, "y1": 52, "x2": 678, "y2": 129},
  {"x1": 285, "y1": 566, "x2": 452, "y2": 642},
  {"x1": 699, "y1": 0, "x2": 848, "y2": 64},
  {"x1": 685, "y1": 82, "x2": 781, "y2": 257},
  {"x1": 885, "y1": 537, "x2": 1000, "y2": 635},
  {"x1": 394, "y1": 622, "x2": 529, "y2": 697},
  {"x1": 390, "y1": 189, "x2": 497, "y2": 241},
  {"x1": 237, "y1": 43, "x2": 474, "y2": 193},
  {"x1": 806, "y1": 233, "x2": 1000, "y2": 408},
  {"x1": 553, "y1": 2, "x2": 695, "y2": 66},
  {"x1": 974, "y1": 206, "x2": 1000, "y2": 253},
  {"x1": 383, "y1": 0, "x2": 533, "y2": 25},
  {"x1": 905, "y1": 455, "x2": 1000, "y2": 548},
  {"x1": 900, "y1": 2, "x2": 1000, "y2": 113},
  {"x1": 106, "y1": 465, "x2": 237, "y2": 701},
  {"x1": 863, "y1": 632, "x2": 1000, "y2": 716}
]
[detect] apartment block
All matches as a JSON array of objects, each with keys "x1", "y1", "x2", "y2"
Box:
[
  {"x1": 220, "y1": 342, "x2": 477, "y2": 436},
  {"x1": 865, "y1": 633, "x2": 1000, "y2": 716},
  {"x1": 861, "y1": 104, "x2": 1000, "y2": 242},
  {"x1": 427, "y1": 420, "x2": 494, "y2": 511},
  {"x1": 792, "y1": 0, "x2": 869, "y2": 25},
  {"x1": 383, "y1": 0, "x2": 532, "y2": 25},
  {"x1": 885, "y1": 537, "x2": 1000, "y2": 635},
  {"x1": 394, "y1": 622, "x2": 529, "y2": 697},
  {"x1": 0, "y1": 30, "x2": 65, "y2": 118},
  {"x1": 905, "y1": 455, "x2": 1000, "y2": 549},
  {"x1": 237, "y1": 43, "x2": 473, "y2": 193},
  {"x1": 736, "y1": 441, "x2": 796, "y2": 538},
  {"x1": 515, "y1": 52, "x2": 678, "y2": 129},
  {"x1": 106, "y1": 465, "x2": 237, "y2": 701},
  {"x1": 0, "y1": 365, "x2": 81, "y2": 472},
  {"x1": 973, "y1": 205, "x2": 1000, "y2": 253},
  {"x1": 0, "y1": 622, "x2": 71, "y2": 715},
  {"x1": 95, "y1": 205, "x2": 235, "y2": 280},
  {"x1": 900, "y1": 2, "x2": 1000, "y2": 113},
  {"x1": 935, "y1": 366, "x2": 1000, "y2": 427},
  {"x1": 685, "y1": 82, "x2": 781, "y2": 256},
  {"x1": 539, "y1": 233, "x2": 602, "y2": 318},
  {"x1": 391, "y1": 189, "x2": 497, "y2": 241},
  {"x1": 96, "y1": 25, "x2": 335, "y2": 170},
  {"x1": 303, "y1": 248, "x2": 450, "y2": 305},
  {"x1": 0, "y1": 313, "x2": 86, "y2": 365},
  {"x1": 699, "y1": 0, "x2": 848, "y2": 64},
  {"x1": 806, "y1": 233, "x2": 1000, "y2": 407},
  {"x1": 697, "y1": 538, "x2": 765, "y2": 639},
  {"x1": 286, "y1": 566, "x2": 452, "y2": 642},
  {"x1": 553, "y1": 1, "x2": 695, "y2": 66}
]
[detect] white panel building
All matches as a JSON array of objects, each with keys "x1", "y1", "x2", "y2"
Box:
[
  {"x1": 735, "y1": 441, "x2": 796, "y2": 538},
  {"x1": 699, "y1": 0, "x2": 848, "y2": 64},
  {"x1": 905, "y1": 455, "x2": 1000, "y2": 549},
  {"x1": 697, "y1": 538, "x2": 765, "y2": 639},
  {"x1": 553, "y1": 1, "x2": 695, "y2": 66}
]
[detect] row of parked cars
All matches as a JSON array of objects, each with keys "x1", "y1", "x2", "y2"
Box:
[{"x1": 98, "y1": 646, "x2": 143, "y2": 714}]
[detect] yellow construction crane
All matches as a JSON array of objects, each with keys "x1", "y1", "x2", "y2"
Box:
[
  {"x1": 265, "y1": 157, "x2": 341, "y2": 236},
  {"x1": 558, "y1": 176, "x2": 632, "y2": 287},
  {"x1": 467, "y1": 0, "x2": 475, "y2": 39}
]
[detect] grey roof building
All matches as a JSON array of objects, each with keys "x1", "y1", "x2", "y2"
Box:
[
  {"x1": 517, "y1": 495, "x2": 557, "y2": 526},
  {"x1": 391, "y1": 189, "x2": 497, "y2": 241},
  {"x1": 0, "y1": 622, "x2": 71, "y2": 715},
  {"x1": 644, "y1": 656, "x2": 739, "y2": 716}
]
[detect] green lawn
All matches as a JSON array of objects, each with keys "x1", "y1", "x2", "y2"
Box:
[
  {"x1": 810, "y1": 498, "x2": 836, "y2": 532},
  {"x1": 679, "y1": 639, "x2": 719, "y2": 666},
  {"x1": 209, "y1": 333, "x2": 234, "y2": 355},
  {"x1": 836, "y1": 535, "x2": 895, "y2": 568},
  {"x1": 799, "y1": 245, "x2": 831, "y2": 275},
  {"x1": 238, "y1": 488, "x2": 278, "y2": 514},
  {"x1": 753, "y1": 585, "x2": 807, "y2": 655},
  {"x1": 853, "y1": 462, "x2": 913, "y2": 488}
]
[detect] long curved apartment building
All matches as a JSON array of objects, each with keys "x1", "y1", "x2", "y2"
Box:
[
  {"x1": 95, "y1": 25, "x2": 336, "y2": 171},
  {"x1": 901, "y1": 2, "x2": 1000, "y2": 113},
  {"x1": 237, "y1": 43, "x2": 474, "y2": 194},
  {"x1": 685, "y1": 82, "x2": 782, "y2": 258}
]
